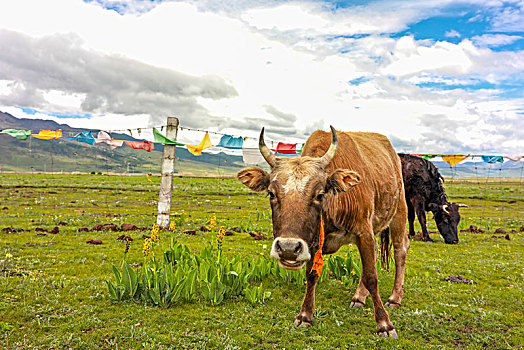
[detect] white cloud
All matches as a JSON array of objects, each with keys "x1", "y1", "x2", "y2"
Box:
[
  {"x1": 0, "y1": 0, "x2": 521, "y2": 154},
  {"x1": 380, "y1": 37, "x2": 474, "y2": 77},
  {"x1": 445, "y1": 29, "x2": 461, "y2": 38},
  {"x1": 471, "y1": 33, "x2": 523, "y2": 47}
]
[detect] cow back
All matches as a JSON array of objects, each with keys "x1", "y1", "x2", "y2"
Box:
[
  {"x1": 399, "y1": 154, "x2": 447, "y2": 208},
  {"x1": 303, "y1": 130, "x2": 404, "y2": 234}
]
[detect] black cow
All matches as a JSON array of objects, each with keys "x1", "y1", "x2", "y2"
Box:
[{"x1": 399, "y1": 154, "x2": 465, "y2": 244}]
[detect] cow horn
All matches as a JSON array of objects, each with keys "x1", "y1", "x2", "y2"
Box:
[
  {"x1": 442, "y1": 204, "x2": 449, "y2": 214},
  {"x1": 458, "y1": 204, "x2": 468, "y2": 208},
  {"x1": 319, "y1": 125, "x2": 338, "y2": 167},
  {"x1": 259, "y1": 127, "x2": 276, "y2": 167}
]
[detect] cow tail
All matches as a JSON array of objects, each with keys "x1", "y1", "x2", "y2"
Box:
[{"x1": 380, "y1": 227, "x2": 392, "y2": 271}]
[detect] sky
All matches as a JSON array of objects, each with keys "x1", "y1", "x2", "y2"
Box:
[{"x1": 0, "y1": 0, "x2": 523, "y2": 154}]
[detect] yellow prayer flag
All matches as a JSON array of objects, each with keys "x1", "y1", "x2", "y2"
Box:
[
  {"x1": 186, "y1": 132, "x2": 213, "y2": 156},
  {"x1": 441, "y1": 155, "x2": 468, "y2": 167},
  {"x1": 32, "y1": 129, "x2": 62, "y2": 140}
]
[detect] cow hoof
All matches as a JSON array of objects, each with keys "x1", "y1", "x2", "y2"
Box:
[
  {"x1": 385, "y1": 300, "x2": 401, "y2": 309},
  {"x1": 294, "y1": 316, "x2": 312, "y2": 327},
  {"x1": 378, "y1": 329, "x2": 398, "y2": 339},
  {"x1": 349, "y1": 299, "x2": 366, "y2": 308}
]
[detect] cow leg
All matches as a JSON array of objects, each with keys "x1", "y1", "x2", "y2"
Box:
[
  {"x1": 385, "y1": 202, "x2": 410, "y2": 309},
  {"x1": 349, "y1": 278, "x2": 369, "y2": 308},
  {"x1": 407, "y1": 200, "x2": 416, "y2": 237},
  {"x1": 350, "y1": 239, "x2": 377, "y2": 308},
  {"x1": 414, "y1": 200, "x2": 432, "y2": 242},
  {"x1": 294, "y1": 260, "x2": 319, "y2": 327},
  {"x1": 356, "y1": 230, "x2": 397, "y2": 339}
]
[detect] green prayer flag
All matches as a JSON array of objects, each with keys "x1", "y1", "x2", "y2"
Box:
[
  {"x1": 421, "y1": 155, "x2": 437, "y2": 160},
  {"x1": 0, "y1": 129, "x2": 32, "y2": 140},
  {"x1": 153, "y1": 128, "x2": 184, "y2": 146}
]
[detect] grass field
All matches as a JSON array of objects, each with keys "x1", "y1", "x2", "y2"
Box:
[{"x1": 0, "y1": 173, "x2": 523, "y2": 349}]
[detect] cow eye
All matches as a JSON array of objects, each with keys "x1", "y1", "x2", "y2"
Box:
[
  {"x1": 267, "y1": 190, "x2": 276, "y2": 200},
  {"x1": 315, "y1": 193, "x2": 325, "y2": 201}
]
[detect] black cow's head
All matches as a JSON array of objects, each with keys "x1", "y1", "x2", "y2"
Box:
[
  {"x1": 237, "y1": 127, "x2": 361, "y2": 270},
  {"x1": 428, "y1": 202, "x2": 465, "y2": 244}
]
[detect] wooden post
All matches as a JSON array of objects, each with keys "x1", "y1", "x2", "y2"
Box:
[{"x1": 157, "y1": 117, "x2": 179, "y2": 228}]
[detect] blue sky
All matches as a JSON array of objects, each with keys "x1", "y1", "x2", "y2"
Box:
[{"x1": 0, "y1": 0, "x2": 522, "y2": 153}]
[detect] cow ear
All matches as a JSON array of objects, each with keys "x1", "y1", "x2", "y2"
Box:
[
  {"x1": 237, "y1": 167, "x2": 270, "y2": 192},
  {"x1": 326, "y1": 169, "x2": 361, "y2": 194}
]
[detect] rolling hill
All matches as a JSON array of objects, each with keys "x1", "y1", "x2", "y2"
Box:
[
  {"x1": 0, "y1": 111, "x2": 246, "y2": 175},
  {"x1": 1, "y1": 111, "x2": 521, "y2": 177}
]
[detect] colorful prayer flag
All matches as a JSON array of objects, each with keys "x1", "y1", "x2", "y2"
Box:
[
  {"x1": 421, "y1": 155, "x2": 437, "y2": 160},
  {"x1": 216, "y1": 135, "x2": 243, "y2": 149},
  {"x1": 481, "y1": 155, "x2": 504, "y2": 164},
  {"x1": 65, "y1": 131, "x2": 95, "y2": 145},
  {"x1": 0, "y1": 129, "x2": 32, "y2": 140},
  {"x1": 186, "y1": 132, "x2": 213, "y2": 156},
  {"x1": 95, "y1": 131, "x2": 123, "y2": 148},
  {"x1": 272, "y1": 142, "x2": 297, "y2": 155},
  {"x1": 153, "y1": 128, "x2": 184, "y2": 146},
  {"x1": 32, "y1": 129, "x2": 62, "y2": 140},
  {"x1": 242, "y1": 139, "x2": 265, "y2": 164},
  {"x1": 441, "y1": 155, "x2": 468, "y2": 167},
  {"x1": 504, "y1": 155, "x2": 522, "y2": 161},
  {"x1": 124, "y1": 140, "x2": 154, "y2": 152}
]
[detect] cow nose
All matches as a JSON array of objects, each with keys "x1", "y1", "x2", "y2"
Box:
[
  {"x1": 270, "y1": 237, "x2": 310, "y2": 261},
  {"x1": 275, "y1": 239, "x2": 302, "y2": 259}
]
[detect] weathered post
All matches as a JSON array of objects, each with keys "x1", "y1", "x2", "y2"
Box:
[{"x1": 157, "y1": 117, "x2": 179, "y2": 228}]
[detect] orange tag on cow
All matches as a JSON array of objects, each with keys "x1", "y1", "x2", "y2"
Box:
[{"x1": 311, "y1": 216, "x2": 324, "y2": 276}]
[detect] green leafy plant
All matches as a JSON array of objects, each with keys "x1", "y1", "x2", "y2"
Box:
[
  {"x1": 244, "y1": 284, "x2": 271, "y2": 304},
  {"x1": 327, "y1": 252, "x2": 361, "y2": 288}
]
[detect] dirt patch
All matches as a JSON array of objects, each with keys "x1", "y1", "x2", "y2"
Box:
[
  {"x1": 442, "y1": 275, "x2": 477, "y2": 284},
  {"x1": 91, "y1": 213, "x2": 122, "y2": 218},
  {"x1": 35, "y1": 227, "x2": 59, "y2": 234},
  {"x1": 248, "y1": 231, "x2": 268, "y2": 240},
  {"x1": 117, "y1": 234, "x2": 133, "y2": 241},
  {"x1": 461, "y1": 225, "x2": 485, "y2": 234},
  {"x1": 491, "y1": 234, "x2": 511, "y2": 240},
  {"x1": 2, "y1": 227, "x2": 26, "y2": 233},
  {"x1": 24, "y1": 242, "x2": 57, "y2": 247},
  {"x1": 1, "y1": 267, "x2": 31, "y2": 277},
  {"x1": 86, "y1": 239, "x2": 103, "y2": 245},
  {"x1": 121, "y1": 223, "x2": 138, "y2": 231}
]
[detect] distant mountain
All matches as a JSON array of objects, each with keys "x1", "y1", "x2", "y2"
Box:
[
  {"x1": 0, "y1": 111, "x2": 245, "y2": 174},
  {"x1": 1, "y1": 111, "x2": 521, "y2": 176},
  {"x1": 432, "y1": 160, "x2": 522, "y2": 178}
]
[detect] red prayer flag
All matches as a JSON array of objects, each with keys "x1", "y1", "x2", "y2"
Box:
[
  {"x1": 124, "y1": 140, "x2": 154, "y2": 152},
  {"x1": 272, "y1": 142, "x2": 297, "y2": 154}
]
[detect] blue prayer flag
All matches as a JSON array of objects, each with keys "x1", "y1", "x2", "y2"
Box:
[
  {"x1": 481, "y1": 155, "x2": 504, "y2": 164},
  {"x1": 217, "y1": 135, "x2": 243, "y2": 149}
]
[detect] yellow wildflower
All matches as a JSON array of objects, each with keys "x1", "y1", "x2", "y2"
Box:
[
  {"x1": 209, "y1": 216, "x2": 217, "y2": 231},
  {"x1": 216, "y1": 226, "x2": 225, "y2": 250},
  {"x1": 142, "y1": 238, "x2": 152, "y2": 256},
  {"x1": 151, "y1": 224, "x2": 160, "y2": 243},
  {"x1": 169, "y1": 220, "x2": 176, "y2": 231}
]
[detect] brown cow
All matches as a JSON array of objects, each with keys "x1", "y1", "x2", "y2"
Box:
[{"x1": 237, "y1": 126, "x2": 409, "y2": 338}]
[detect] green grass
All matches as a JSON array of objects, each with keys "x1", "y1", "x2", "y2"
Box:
[{"x1": 0, "y1": 173, "x2": 523, "y2": 349}]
